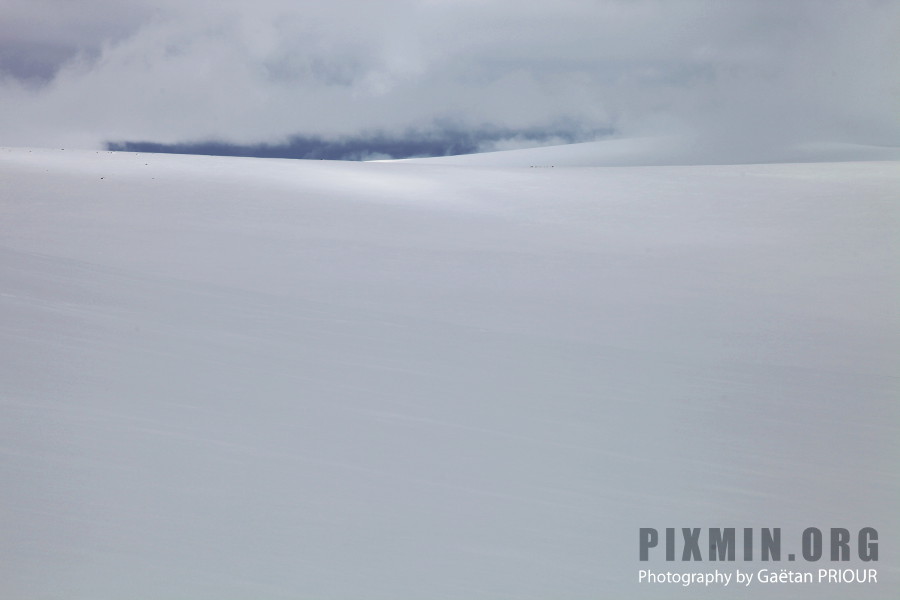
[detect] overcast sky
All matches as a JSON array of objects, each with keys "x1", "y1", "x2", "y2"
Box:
[{"x1": 1, "y1": 0, "x2": 898, "y2": 154}]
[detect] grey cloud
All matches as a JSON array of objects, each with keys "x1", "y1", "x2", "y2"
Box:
[
  {"x1": 0, "y1": 0, "x2": 897, "y2": 151},
  {"x1": 0, "y1": 0, "x2": 154, "y2": 83},
  {"x1": 0, "y1": 41, "x2": 75, "y2": 84}
]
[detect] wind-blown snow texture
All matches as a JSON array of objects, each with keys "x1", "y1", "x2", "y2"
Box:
[{"x1": 1, "y1": 145, "x2": 898, "y2": 599}]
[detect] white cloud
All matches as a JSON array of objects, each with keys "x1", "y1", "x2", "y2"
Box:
[{"x1": 1, "y1": 0, "x2": 897, "y2": 150}]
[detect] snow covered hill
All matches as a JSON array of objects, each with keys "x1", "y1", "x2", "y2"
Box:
[
  {"x1": 1, "y1": 146, "x2": 898, "y2": 599},
  {"x1": 397, "y1": 136, "x2": 900, "y2": 167}
]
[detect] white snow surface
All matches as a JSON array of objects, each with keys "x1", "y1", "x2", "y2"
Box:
[
  {"x1": 1, "y1": 145, "x2": 899, "y2": 599},
  {"x1": 397, "y1": 136, "x2": 900, "y2": 167}
]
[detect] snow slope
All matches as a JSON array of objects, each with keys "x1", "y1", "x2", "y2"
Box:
[
  {"x1": 397, "y1": 136, "x2": 900, "y2": 167},
  {"x1": 1, "y1": 146, "x2": 899, "y2": 599}
]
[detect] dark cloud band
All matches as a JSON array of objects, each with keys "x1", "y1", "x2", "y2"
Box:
[{"x1": 107, "y1": 124, "x2": 612, "y2": 161}]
